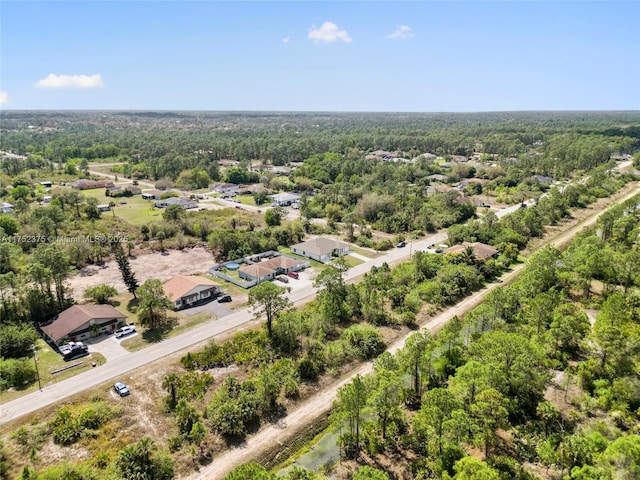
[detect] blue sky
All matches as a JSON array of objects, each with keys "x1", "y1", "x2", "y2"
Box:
[{"x1": 1, "y1": 1, "x2": 639, "y2": 111}]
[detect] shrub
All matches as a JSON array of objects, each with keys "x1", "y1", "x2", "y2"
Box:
[
  {"x1": 0, "y1": 358, "x2": 36, "y2": 391},
  {"x1": 342, "y1": 324, "x2": 386, "y2": 359}
]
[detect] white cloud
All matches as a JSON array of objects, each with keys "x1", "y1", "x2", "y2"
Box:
[
  {"x1": 282, "y1": 36, "x2": 290, "y2": 44},
  {"x1": 0, "y1": 91, "x2": 8, "y2": 105},
  {"x1": 36, "y1": 74, "x2": 105, "y2": 89},
  {"x1": 387, "y1": 25, "x2": 415, "y2": 40},
  {"x1": 308, "y1": 22, "x2": 352, "y2": 43}
]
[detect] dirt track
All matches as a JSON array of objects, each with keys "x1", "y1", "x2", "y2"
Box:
[{"x1": 187, "y1": 181, "x2": 640, "y2": 480}]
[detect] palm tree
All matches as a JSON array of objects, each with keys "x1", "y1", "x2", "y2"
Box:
[
  {"x1": 162, "y1": 373, "x2": 180, "y2": 410},
  {"x1": 155, "y1": 231, "x2": 166, "y2": 252}
]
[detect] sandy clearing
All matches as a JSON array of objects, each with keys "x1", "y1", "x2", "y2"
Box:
[{"x1": 68, "y1": 247, "x2": 215, "y2": 299}]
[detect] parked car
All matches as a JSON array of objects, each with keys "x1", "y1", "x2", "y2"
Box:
[
  {"x1": 287, "y1": 271, "x2": 299, "y2": 279},
  {"x1": 217, "y1": 294, "x2": 232, "y2": 303},
  {"x1": 113, "y1": 381, "x2": 130, "y2": 397},
  {"x1": 276, "y1": 275, "x2": 289, "y2": 283},
  {"x1": 115, "y1": 325, "x2": 136, "y2": 338},
  {"x1": 59, "y1": 341, "x2": 89, "y2": 361},
  {"x1": 435, "y1": 248, "x2": 444, "y2": 254},
  {"x1": 396, "y1": 241, "x2": 406, "y2": 248}
]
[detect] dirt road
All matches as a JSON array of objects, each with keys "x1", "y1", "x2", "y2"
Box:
[{"x1": 188, "y1": 182, "x2": 640, "y2": 479}]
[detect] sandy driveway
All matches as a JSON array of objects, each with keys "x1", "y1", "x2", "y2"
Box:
[{"x1": 68, "y1": 247, "x2": 215, "y2": 299}]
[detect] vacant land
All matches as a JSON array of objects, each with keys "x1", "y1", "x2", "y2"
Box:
[{"x1": 67, "y1": 247, "x2": 215, "y2": 299}]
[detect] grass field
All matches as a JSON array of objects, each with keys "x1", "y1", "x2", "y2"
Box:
[{"x1": 82, "y1": 189, "x2": 163, "y2": 225}]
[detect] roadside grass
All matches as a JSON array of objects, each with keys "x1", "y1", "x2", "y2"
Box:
[
  {"x1": 0, "y1": 339, "x2": 106, "y2": 404},
  {"x1": 82, "y1": 189, "x2": 162, "y2": 225},
  {"x1": 237, "y1": 195, "x2": 257, "y2": 206},
  {"x1": 343, "y1": 255, "x2": 364, "y2": 267},
  {"x1": 349, "y1": 246, "x2": 379, "y2": 259},
  {"x1": 120, "y1": 311, "x2": 213, "y2": 352}
]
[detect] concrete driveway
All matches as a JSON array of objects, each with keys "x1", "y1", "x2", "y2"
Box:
[
  {"x1": 85, "y1": 334, "x2": 131, "y2": 361},
  {"x1": 182, "y1": 300, "x2": 234, "y2": 318}
]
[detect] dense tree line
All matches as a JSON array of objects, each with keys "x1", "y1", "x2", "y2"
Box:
[{"x1": 2, "y1": 111, "x2": 638, "y2": 181}]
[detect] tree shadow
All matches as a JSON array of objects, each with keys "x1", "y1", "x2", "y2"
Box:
[
  {"x1": 141, "y1": 317, "x2": 178, "y2": 343},
  {"x1": 126, "y1": 297, "x2": 140, "y2": 313}
]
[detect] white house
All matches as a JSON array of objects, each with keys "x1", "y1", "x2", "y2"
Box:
[
  {"x1": 1, "y1": 202, "x2": 14, "y2": 213},
  {"x1": 291, "y1": 237, "x2": 350, "y2": 263},
  {"x1": 210, "y1": 183, "x2": 239, "y2": 194},
  {"x1": 271, "y1": 192, "x2": 301, "y2": 206},
  {"x1": 163, "y1": 275, "x2": 221, "y2": 310},
  {"x1": 154, "y1": 197, "x2": 198, "y2": 209}
]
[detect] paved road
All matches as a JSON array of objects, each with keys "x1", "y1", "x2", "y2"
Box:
[{"x1": 2, "y1": 181, "x2": 631, "y2": 424}]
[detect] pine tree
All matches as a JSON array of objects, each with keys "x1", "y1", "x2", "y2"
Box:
[{"x1": 113, "y1": 243, "x2": 139, "y2": 299}]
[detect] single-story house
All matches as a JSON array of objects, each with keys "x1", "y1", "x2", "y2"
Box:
[
  {"x1": 97, "y1": 204, "x2": 112, "y2": 212},
  {"x1": 271, "y1": 192, "x2": 301, "y2": 206},
  {"x1": 70, "y1": 179, "x2": 115, "y2": 190},
  {"x1": 271, "y1": 166, "x2": 292, "y2": 175},
  {"x1": 238, "y1": 183, "x2": 268, "y2": 195},
  {"x1": 217, "y1": 159, "x2": 240, "y2": 167},
  {"x1": 444, "y1": 242, "x2": 499, "y2": 261},
  {"x1": 163, "y1": 275, "x2": 221, "y2": 310},
  {"x1": 1, "y1": 202, "x2": 14, "y2": 213},
  {"x1": 39, "y1": 181, "x2": 53, "y2": 188},
  {"x1": 142, "y1": 189, "x2": 165, "y2": 200},
  {"x1": 154, "y1": 197, "x2": 198, "y2": 209},
  {"x1": 210, "y1": 182, "x2": 239, "y2": 194},
  {"x1": 40, "y1": 304, "x2": 127, "y2": 344},
  {"x1": 532, "y1": 175, "x2": 555, "y2": 184},
  {"x1": 427, "y1": 174, "x2": 447, "y2": 182},
  {"x1": 239, "y1": 264, "x2": 278, "y2": 283},
  {"x1": 107, "y1": 186, "x2": 142, "y2": 196},
  {"x1": 238, "y1": 255, "x2": 304, "y2": 283},
  {"x1": 291, "y1": 237, "x2": 350, "y2": 263}
]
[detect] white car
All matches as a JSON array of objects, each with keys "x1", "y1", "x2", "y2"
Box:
[{"x1": 115, "y1": 325, "x2": 136, "y2": 338}]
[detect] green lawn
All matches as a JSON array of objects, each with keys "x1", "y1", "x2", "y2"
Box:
[
  {"x1": 343, "y1": 255, "x2": 364, "y2": 267},
  {"x1": 350, "y1": 246, "x2": 379, "y2": 259},
  {"x1": 0, "y1": 339, "x2": 106, "y2": 404},
  {"x1": 237, "y1": 195, "x2": 257, "y2": 206},
  {"x1": 82, "y1": 189, "x2": 162, "y2": 225},
  {"x1": 120, "y1": 311, "x2": 214, "y2": 352}
]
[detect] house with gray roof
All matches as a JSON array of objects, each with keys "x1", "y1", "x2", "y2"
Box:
[{"x1": 291, "y1": 237, "x2": 350, "y2": 263}]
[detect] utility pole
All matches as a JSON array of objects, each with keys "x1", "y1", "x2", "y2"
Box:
[{"x1": 32, "y1": 344, "x2": 42, "y2": 391}]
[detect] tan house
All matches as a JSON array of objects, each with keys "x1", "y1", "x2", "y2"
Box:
[
  {"x1": 40, "y1": 305, "x2": 127, "y2": 344},
  {"x1": 291, "y1": 237, "x2": 350, "y2": 263},
  {"x1": 163, "y1": 275, "x2": 221, "y2": 310},
  {"x1": 70, "y1": 179, "x2": 115, "y2": 190},
  {"x1": 238, "y1": 255, "x2": 303, "y2": 283},
  {"x1": 444, "y1": 242, "x2": 499, "y2": 261}
]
